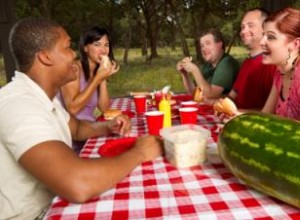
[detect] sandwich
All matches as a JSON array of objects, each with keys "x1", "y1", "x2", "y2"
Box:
[
  {"x1": 103, "y1": 108, "x2": 122, "y2": 120},
  {"x1": 213, "y1": 97, "x2": 238, "y2": 116}
]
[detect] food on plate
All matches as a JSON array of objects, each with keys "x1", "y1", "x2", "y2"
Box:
[
  {"x1": 213, "y1": 97, "x2": 237, "y2": 116},
  {"x1": 100, "y1": 55, "x2": 111, "y2": 69},
  {"x1": 193, "y1": 87, "x2": 203, "y2": 102},
  {"x1": 218, "y1": 112, "x2": 300, "y2": 209},
  {"x1": 103, "y1": 108, "x2": 122, "y2": 120}
]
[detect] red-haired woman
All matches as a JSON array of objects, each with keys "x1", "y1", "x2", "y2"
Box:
[{"x1": 261, "y1": 7, "x2": 300, "y2": 120}]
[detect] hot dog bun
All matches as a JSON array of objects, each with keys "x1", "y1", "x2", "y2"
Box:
[
  {"x1": 193, "y1": 87, "x2": 203, "y2": 102},
  {"x1": 100, "y1": 55, "x2": 110, "y2": 69},
  {"x1": 103, "y1": 109, "x2": 122, "y2": 120},
  {"x1": 213, "y1": 97, "x2": 237, "y2": 116}
]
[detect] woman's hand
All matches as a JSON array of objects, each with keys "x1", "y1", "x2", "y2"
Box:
[
  {"x1": 96, "y1": 56, "x2": 119, "y2": 81},
  {"x1": 111, "y1": 61, "x2": 120, "y2": 75}
]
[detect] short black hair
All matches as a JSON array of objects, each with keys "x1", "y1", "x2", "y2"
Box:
[{"x1": 9, "y1": 17, "x2": 61, "y2": 72}]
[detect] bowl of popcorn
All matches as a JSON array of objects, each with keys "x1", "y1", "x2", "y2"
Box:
[{"x1": 160, "y1": 125, "x2": 211, "y2": 168}]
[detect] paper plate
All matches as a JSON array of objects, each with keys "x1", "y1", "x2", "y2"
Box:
[{"x1": 98, "y1": 137, "x2": 137, "y2": 157}]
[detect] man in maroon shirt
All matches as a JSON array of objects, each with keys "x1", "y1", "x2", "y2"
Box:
[{"x1": 228, "y1": 8, "x2": 276, "y2": 110}]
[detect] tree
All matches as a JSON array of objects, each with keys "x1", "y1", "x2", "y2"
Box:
[
  {"x1": 119, "y1": 0, "x2": 134, "y2": 65},
  {"x1": 130, "y1": 0, "x2": 167, "y2": 61},
  {"x1": 166, "y1": 0, "x2": 190, "y2": 56}
]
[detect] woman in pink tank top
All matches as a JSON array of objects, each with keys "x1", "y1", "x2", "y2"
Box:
[{"x1": 261, "y1": 7, "x2": 300, "y2": 120}]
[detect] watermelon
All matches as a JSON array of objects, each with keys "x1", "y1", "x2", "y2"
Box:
[{"x1": 218, "y1": 112, "x2": 300, "y2": 208}]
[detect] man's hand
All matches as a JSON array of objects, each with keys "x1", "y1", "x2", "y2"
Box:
[
  {"x1": 133, "y1": 135, "x2": 163, "y2": 162},
  {"x1": 180, "y1": 61, "x2": 199, "y2": 74},
  {"x1": 108, "y1": 114, "x2": 131, "y2": 136},
  {"x1": 177, "y1": 56, "x2": 193, "y2": 75}
]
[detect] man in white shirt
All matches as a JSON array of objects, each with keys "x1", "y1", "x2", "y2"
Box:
[{"x1": 0, "y1": 17, "x2": 162, "y2": 219}]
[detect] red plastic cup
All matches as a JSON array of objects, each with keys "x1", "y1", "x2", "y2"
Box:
[
  {"x1": 154, "y1": 92, "x2": 163, "y2": 107},
  {"x1": 179, "y1": 107, "x2": 198, "y2": 124},
  {"x1": 181, "y1": 101, "x2": 198, "y2": 108},
  {"x1": 145, "y1": 111, "x2": 164, "y2": 135},
  {"x1": 134, "y1": 95, "x2": 147, "y2": 113}
]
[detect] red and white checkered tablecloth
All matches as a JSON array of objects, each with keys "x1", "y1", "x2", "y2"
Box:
[{"x1": 44, "y1": 96, "x2": 300, "y2": 220}]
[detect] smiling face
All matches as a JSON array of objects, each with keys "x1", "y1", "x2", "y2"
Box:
[
  {"x1": 240, "y1": 10, "x2": 264, "y2": 51},
  {"x1": 49, "y1": 27, "x2": 77, "y2": 86},
  {"x1": 199, "y1": 33, "x2": 223, "y2": 65},
  {"x1": 84, "y1": 35, "x2": 110, "y2": 65},
  {"x1": 260, "y1": 21, "x2": 294, "y2": 69}
]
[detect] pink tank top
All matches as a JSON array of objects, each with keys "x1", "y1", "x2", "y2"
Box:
[
  {"x1": 274, "y1": 65, "x2": 300, "y2": 120},
  {"x1": 76, "y1": 73, "x2": 98, "y2": 121}
]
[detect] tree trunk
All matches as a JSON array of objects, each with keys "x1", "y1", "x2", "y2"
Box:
[
  {"x1": 123, "y1": 11, "x2": 132, "y2": 65},
  {"x1": 226, "y1": 29, "x2": 240, "y2": 54},
  {"x1": 166, "y1": 0, "x2": 189, "y2": 56},
  {"x1": 108, "y1": 0, "x2": 114, "y2": 34},
  {"x1": 170, "y1": 22, "x2": 176, "y2": 51},
  {"x1": 148, "y1": 24, "x2": 159, "y2": 60},
  {"x1": 191, "y1": 3, "x2": 209, "y2": 63},
  {"x1": 191, "y1": 14, "x2": 201, "y2": 62},
  {"x1": 141, "y1": 28, "x2": 148, "y2": 57},
  {"x1": 0, "y1": 0, "x2": 15, "y2": 82}
]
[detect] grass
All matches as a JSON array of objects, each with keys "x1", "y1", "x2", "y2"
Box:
[
  {"x1": 109, "y1": 46, "x2": 247, "y2": 97},
  {"x1": 0, "y1": 46, "x2": 247, "y2": 96}
]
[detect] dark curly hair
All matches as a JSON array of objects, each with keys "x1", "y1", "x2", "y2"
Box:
[{"x1": 9, "y1": 17, "x2": 61, "y2": 72}]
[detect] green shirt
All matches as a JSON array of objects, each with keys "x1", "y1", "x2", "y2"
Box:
[{"x1": 201, "y1": 53, "x2": 239, "y2": 94}]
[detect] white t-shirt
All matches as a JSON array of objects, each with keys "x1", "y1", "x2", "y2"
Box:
[{"x1": 0, "y1": 71, "x2": 72, "y2": 219}]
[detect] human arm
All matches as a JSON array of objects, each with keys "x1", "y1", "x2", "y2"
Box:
[
  {"x1": 19, "y1": 135, "x2": 162, "y2": 203},
  {"x1": 261, "y1": 84, "x2": 277, "y2": 114},
  {"x1": 227, "y1": 89, "x2": 238, "y2": 101},
  {"x1": 97, "y1": 61, "x2": 120, "y2": 112},
  {"x1": 69, "y1": 114, "x2": 131, "y2": 141},
  {"x1": 176, "y1": 60, "x2": 195, "y2": 94},
  {"x1": 180, "y1": 61, "x2": 224, "y2": 98}
]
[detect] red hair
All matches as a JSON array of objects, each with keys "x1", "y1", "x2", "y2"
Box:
[{"x1": 264, "y1": 7, "x2": 300, "y2": 41}]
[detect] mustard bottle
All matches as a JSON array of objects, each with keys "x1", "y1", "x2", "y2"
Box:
[{"x1": 159, "y1": 94, "x2": 172, "y2": 127}]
